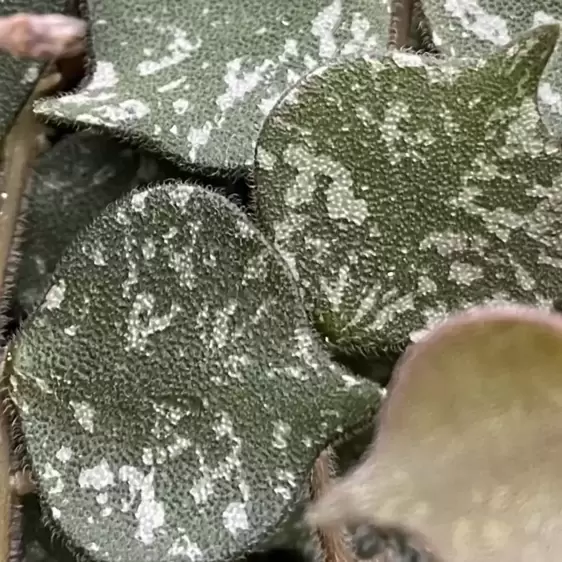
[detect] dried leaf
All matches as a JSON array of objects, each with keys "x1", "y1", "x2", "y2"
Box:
[
  {"x1": 308, "y1": 305, "x2": 562, "y2": 561},
  {"x1": 0, "y1": 13, "x2": 85, "y2": 60}
]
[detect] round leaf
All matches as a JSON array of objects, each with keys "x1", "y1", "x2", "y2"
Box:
[{"x1": 9, "y1": 183, "x2": 381, "y2": 562}]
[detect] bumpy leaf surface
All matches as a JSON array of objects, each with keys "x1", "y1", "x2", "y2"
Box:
[
  {"x1": 424, "y1": 0, "x2": 562, "y2": 138},
  {"x1": 34, "y1": 0, "x2": 388, "y2": 169},
  {"x1": 16, "y1": 131, "x2": 167, "y2": 315},
  {"x1": 0, "y1": 0, "x2": 71, "y2": 139},
  {"x1": 254, "y1": 25, "x2": 562, "y2": 353},
  {"x1": 8, "y1": 183, "x2": 381, "y2": 562},
  {"x1": 308, "y1": 305, "x2": 562, "y2": 562}
]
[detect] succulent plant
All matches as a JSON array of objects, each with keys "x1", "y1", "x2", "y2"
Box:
[{"x1": 0, "y1": 1, "x2": 560, "y2": 562}]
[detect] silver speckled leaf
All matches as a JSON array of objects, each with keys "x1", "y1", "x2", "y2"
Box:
[
  {"x1": 254, "y1": 24, "x2": 562, "y2": 353},
  {"x1": 9, "y1": 183, "x2": 381, "y2": 562},
  {"x1": 424, "y1": 0, "x2": 562, "y2": 138},
  {"x1": 308, "y1": 305, "x2": 562, "y2": 562},
  {"x1": 34, "y1": 0, "x2": 388, "y2": 169},
  {"x1": 16, "y1": 131, "x2": 167, "y2": 315}
]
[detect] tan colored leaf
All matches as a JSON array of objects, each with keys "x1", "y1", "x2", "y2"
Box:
[
  {"x1": 307, "y1": 305, "x2": 562, "y2": 561},
  {"x1": 0, "y1": 13, "x2": 86, "y2": 60}
]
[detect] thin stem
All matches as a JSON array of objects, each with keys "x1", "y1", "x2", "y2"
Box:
[
  {"x1": 0, "y1": 71, "x2": 60, "y2": 306},
  {"x1": 310, "y1": 448, "x2": 356, "y2": 562}
]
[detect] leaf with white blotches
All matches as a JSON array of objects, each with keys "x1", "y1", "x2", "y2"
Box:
[
  {"x1": 15, "y1": 131, "x2": 168, "y2": 315},
  {"x1": 307, "y1": 305, "x2": 562, "y2": 562},
  {"x1": 254, "y1": 24, "x2": 562, "y2": 353},
  {"x1": 7, "y1": 183, "x2": 381, "y2": 562},
  {"x1": 33, "y1": 0, "x2": 389, "y2": 170},
  {"x1": 424, "y1": 0, "x2": 562, "y2": 138}
]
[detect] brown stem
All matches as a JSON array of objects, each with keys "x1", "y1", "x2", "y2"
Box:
[
  {"x1": 0, "y1": 13, "x2": 86, "y2": 60},
  {"x1": 310, "y1": 449, "x2": 356, "y2": 562},
  {"x1": 0, "y1": 70, "x2": 60, "y2": 305},
  {"x1": 0, "y1": 413, "x2": 10, "y2": 562}
]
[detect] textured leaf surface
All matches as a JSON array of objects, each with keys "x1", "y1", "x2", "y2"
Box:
[
  {"x1": 16, "y1": 131, "x2": 167, "y2": 315},
  {"x1": 424, "y1": 0, "x2": 562, "y2": 138},
  {"x1": 34, "y1": 0, "x2": 388, "y2": 169},
  {"x1": 308, "y1": 305, "x2": 562, "y2": 561},
  {"x1": 254, "y1": 25, "x2": 562, "y2": 353},
  {"x1": 0, "y1": 0, "x2": 71, "y2": 139},
  {"x1": 8, "y1": 183, "x2": 381, "y2": 562}
]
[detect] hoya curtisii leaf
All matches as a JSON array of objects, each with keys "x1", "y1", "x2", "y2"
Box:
[
  {"x1": 423, "y1": 0, "x2": 562, "y2": 138},
  {"x1": 15, "y1": 131, "x2": 167, "y2": 316},
  {"x1": 7, "y1": 183, "x2": 381, "y2": 562},
  {"x1": 254, "y1": 24, "x2": 562, "y2": 354},
  {"x1": 34, "y1": 0, "x2": 389, "y2": 170},
  {"x1": 307, "y1": 305, "x2": 562, "y2": 561}
]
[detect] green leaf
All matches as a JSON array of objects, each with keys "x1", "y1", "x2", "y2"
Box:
[
  {"x1": 34, "y1": 0, "x2": 389, "y2": 169},
  {"x1": 8, "y1": 183, "x2": 381, "y2": 562},
  {"x1": 15, "y1": 131, "x2": 167, "y2": 315},
  {"x1": 307, "y1": 304, "x2": 562, "y2": 561},
  {"x1": 0, "y1": 1, "x2": 70, "y2": 139},
  {"x1": 424, "y1": 1, "x2": 562, "y2": 138},
  {"x1": 254, "y1": 24, "x2": 562, "y2": 353}
]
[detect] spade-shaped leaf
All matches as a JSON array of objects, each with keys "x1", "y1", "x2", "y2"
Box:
[
  {"x1": 34, "y1": 0, "x2": 389, "y2": 169},
  {"x1": 15, "y1": 131, "x2": 168, "y2": 315},
  {"x1": 307, "y1": 305, "x2": 562, "y2": 561},
  {"x1": 7, "y1": 182, "x2": 381, "y2": 562},
  {"x1": 424, "y1": 0, "x2": 562, "y2": 138},
  {"x1": 254, "y1": 24, "x2": 562, "y2": 353}
]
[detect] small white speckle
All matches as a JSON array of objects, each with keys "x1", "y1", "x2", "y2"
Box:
[
  {"x1": 272, "y1": 420, "x2": 291, "y2": 449},
  {"x1": 131, "y1": 190, "x2": 150, "y2": 212},
  {"x1": 70, "y1": 400, "x2": 95, "y2": 433},
  {"x1": 79, "y1": 459, "x2": 115, "y2": 491},
  {"x1": 311, "y1": 0, "x2": 341, "y2": 59},
  {"x1": 222, "y1": 502, "x2": 249, "y2": 537},
  {"x1": 55, "y1": 446, "x2": 73, "y2": 463},
  {"x1": 119, "y1": 466, "x2": 165, "y2": 545},
  {"x1": 43, "y1": 280, "x2": 66, "y2": 310}
]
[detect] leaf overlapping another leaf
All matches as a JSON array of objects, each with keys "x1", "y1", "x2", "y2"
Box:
[
  {"x1": 34, "y1": 0, "x2": 389, "y2": 170},
  {"x1": 254, "y1": 24, "x2": 562, "y2": 353},
  {"x1": 14, "y1": 131, "x2": 169, "y2": 315},
  {"x1": 424, "y1": 0, "x2": 562, "y2": 138}
]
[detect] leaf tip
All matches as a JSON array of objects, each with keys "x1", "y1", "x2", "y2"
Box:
[{"x1": 492, "y1": 23, "x2": 560, "y2": 89}]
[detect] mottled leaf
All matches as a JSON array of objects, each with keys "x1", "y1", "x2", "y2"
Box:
[
  {"x1": 424, "y1": 0, "x2": 562, "y2": 137},
  {"x1": 8, "y1": 183, "x2": 381, "y2": 562},
  {"x1": 15, "y1": 131, "x2": 167, "y2": 315},
  {"x1": 254, "y1": 24, "x2": 562, "y2": 353},
  {"x1": 0, "y1": 0, "x2": 72, "y2": 140},
  {"x1": 34, "y1": 0, "x2": 388, "y2": 169},
  {"x1": 307, "y1": 305, "x2": 562, "y2": 561}
]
